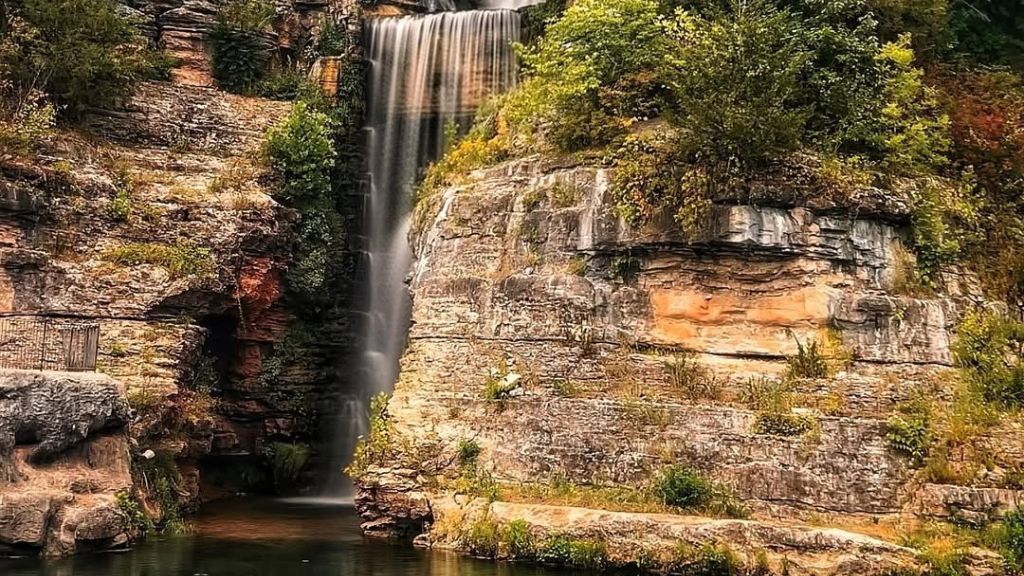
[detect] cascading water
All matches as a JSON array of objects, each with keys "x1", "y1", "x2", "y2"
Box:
[{"x1": 331, "y1": 8, "x2": 521, "y2": 493}]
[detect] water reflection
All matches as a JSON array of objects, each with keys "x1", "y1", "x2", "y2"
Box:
[{"x1": 0, "y1": 499, "x2": 571, "y2": 576}]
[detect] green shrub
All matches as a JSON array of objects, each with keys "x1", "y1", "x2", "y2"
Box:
[
  {"x1": 288, "y1": 207, "x2": 345, "y2": 303},
  {"x1": 610, "y1": 131, "x2": 713, "y2": 239},
  {"x1": 663, "y1": 352, "x2": 721, "y2": 401},
  {"x1": 466, "y1": 517, "x2": 501, "y2": 557},
  {"x1": 102, "y1": 241, "x2": 215, "y2": 279},
  {"x1": 257, "y1": 68, "x2": 318, "y2": 101},
  {"x1": 115, "y1": 490, "x2": 153, "y2": 534},
  {"x1": 309, "y1": 15, "x2": 350, "y2": 59},
  {"x1": 1001, "y1": 508, "x2": 1024, "y2": 571},
  {"x1": 264, "y1": 442, "x2": 310, "y2": 492},
  {"x1": 0, "y1": 90, "x2": 55, "y2": 158},
  {"x1": 662, "y1": 0, "x2": 811, "y2": 166},
  {"x1": 346, "y1": 393, "x2": 393, "y2": 478},
  {"x1": 208, "y1": 0, "x2": 275, "y2": 93},
  {"x1": 785, "y1": 336, "x2": 831, "y2": 379},
  {"x1": 874, "y1": 35, "x2": 951, "y2": 175},
  {"x1": 506, "y1": 0, "x2": 669, "y2": 151},
  {"x1": 263, "y1": 101, "x2": 336, "y2": 207},
  {"x1": 504, "y1": 519, "x2": 536, "y2": 559},
  {"x1": 652, "y1": 465, "x2": 712, "y2": 510},
  {"x1": 886, "y1": 398, "x2": 932, "y2": 466},
  {"x1": 754, "y1": 412, "x2": 817, "y2": 437},
  {"x1": 457, "y1": 438, "x2": 481, "y2": 466},
  {"x1": 1, "y1": 0, "x2": 161, "y2": 114},
  {"x1": 537, "y1": 535, "x2": 607, "y2": 569},
  {"x1": 952, "y1": 309, "x2": 1024, "y2": 409}
]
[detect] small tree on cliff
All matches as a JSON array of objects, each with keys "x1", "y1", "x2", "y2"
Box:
[{"x1": 0, "y1": 0, "x2": 159, "y2": 115}]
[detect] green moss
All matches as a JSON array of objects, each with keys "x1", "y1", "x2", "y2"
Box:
[{"x1": 102, "y1": 241, "x2": 215, "y2": 279}]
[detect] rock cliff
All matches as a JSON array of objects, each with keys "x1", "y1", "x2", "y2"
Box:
[{"x1": 354, "y1": 154, "x2": 1024, "y2": 574}]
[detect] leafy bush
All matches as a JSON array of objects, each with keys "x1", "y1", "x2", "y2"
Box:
[
  {"x1": 754, "y1": 412, "x2": 817, "y2": 437},
  {"x1": 1001, "y1": 508, "x2": 1024, "y2": 572},
  {"x1": 263, "y1": 101, "x2": 336, "y2": 207},
  {"x1": 264, "y1": 442, "x2": 310, "y2": 492},
  {"x1": 505, "y1": 0, "x2": 668, "y2": 151},
  {"x1": 208, "y1": 0, "x2": 275, "y2": 93},
  {"x1": 652, "y1": 465, "x2": 713, "y2": 509},
  {"x1": 952, "y1": 310, "x2": 1024, "y2": 409},
  {"x1": 886, "y1": 397, "x2": 932, "y2": 465},
  {"x1": 0, "y1": 88, "x2": 54, "y2": 158},
  {"x1": 662, "y1": 0, "x2": 811, "y2": 166},
  {"x1": 1, "y1": 0, "x2": 161, "y2": 114},
  {"x1": 308, "y1": 15, "x2": 350, "y2": 59},
  {"x1": 346, "y1": 393, "x2": 392, "y2": 478},
  {"x1": 103, "y1": 241, "x2": 215, "y2": 279},
  {"x1": 504, "y1": 520, "x2": 536, "y2": 559},
  {"x1": 537, "y1": 535, "x2": 607, "y2": 569},
  {"x1": 873, "y1": 35, "x2": 951, "y2": 175},
  {"x1": 610, "y1": 131, "x2": 713, "y2": 239}
]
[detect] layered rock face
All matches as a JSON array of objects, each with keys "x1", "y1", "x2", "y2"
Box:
[
  {"x1": 356, "y1": 155, "x2": 1024, "y2": 573},
  {"x1": 0, "y1": 370, "x2": 133, "y2": 556}
]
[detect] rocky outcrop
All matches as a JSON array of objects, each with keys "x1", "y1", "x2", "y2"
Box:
[
  {"x1": 431, "y1": 498, "x2": 921, "y2": 576},
  {"x1": 0, "y1": 370, "x2": 133, "y2": 557},
  {"x1": 355, "y1": 155, "x2": 1022, "y2": 573},
  {"x1": 0, "y1": 370, "x2": 128, "y2": 481}
]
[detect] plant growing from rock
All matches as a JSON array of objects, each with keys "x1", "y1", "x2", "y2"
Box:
[
  {"x1": 652, "y1": 465, "x2": 712, "y2": 510},
  {"x1": 536, "y1": 534, "x2": 607, "y2": 569},
  {"x1": 886, "y1": 397, "x2": 933, "y2": 466},
  {"x1": 457, "y1": 438, "x2": 481, "y2": 467},
  {"x1": 208, "y1": 0, "x2": 276, "y2": 94},
  {"x1": 102, "y1": 241, "x2": 215, "y2": 280},
  {"x1": 264, "y1": 442, "x2": 310, "y2": 493},
  {"x1": 952, "y1": 309, "x2": 1024, "y2": 409},
  {"x1": 1001, "y1": 508, "x2": 1024, "y2": 572},
  {"x1": 754, "y1": 411, "x2": 817, "y2": 437},
  {"x1": 663, "y1": 352, "x2": 721, "y2": 401}
]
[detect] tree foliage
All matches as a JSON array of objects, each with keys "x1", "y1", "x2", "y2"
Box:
[{"x1": 1, "y1": 0, "x2": 160, "y2": 114}]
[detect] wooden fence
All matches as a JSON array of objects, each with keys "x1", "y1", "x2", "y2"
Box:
[{"x1": 0, "y1": 317, "x2": 99, "y2": 371}]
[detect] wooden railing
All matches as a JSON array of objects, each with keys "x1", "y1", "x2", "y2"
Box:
[{"x1": 0, "y1": 316, "x2": 99, "y2": 372}]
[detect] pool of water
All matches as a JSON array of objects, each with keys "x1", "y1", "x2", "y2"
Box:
[{"x1": 0, "y1": 498, "x2": 570, "y2": 576}]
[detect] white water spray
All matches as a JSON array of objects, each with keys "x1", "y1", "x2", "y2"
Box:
[{"x1": 333, "y1": 9, "x2": 521, "y2": 492}]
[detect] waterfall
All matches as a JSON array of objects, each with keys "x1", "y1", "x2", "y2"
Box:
[{"x1": 331, "y1": 9, "x2": 520, "y2": 492}]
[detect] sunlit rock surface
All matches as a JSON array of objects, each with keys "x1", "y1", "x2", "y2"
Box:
[{"x1": 355, "y1": 155, "x2": 1022, "y2": 574}]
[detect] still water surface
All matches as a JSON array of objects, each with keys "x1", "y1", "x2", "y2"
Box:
[{"x1": 1, "y1": 499, "x2": 571, "y2": 576}]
